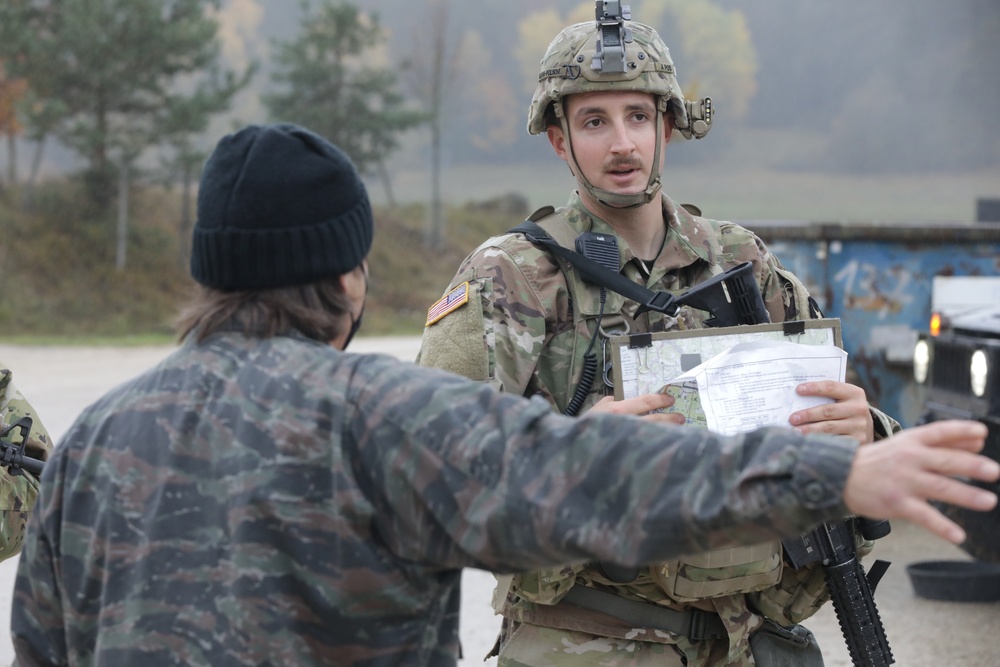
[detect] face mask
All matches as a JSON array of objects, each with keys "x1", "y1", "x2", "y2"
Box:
[
  {"x1": 342, "y1": 304, "x2": 364, "y2": 350},
  {"x1": 342, "y1": 268, "x2": 368, "y2": 350}
]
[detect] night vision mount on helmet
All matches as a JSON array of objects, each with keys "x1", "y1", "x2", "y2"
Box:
[{"x1": 528, "y1": 2, "x2": 712, "y2": 208}]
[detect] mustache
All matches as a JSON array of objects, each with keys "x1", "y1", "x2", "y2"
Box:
[{"x1": 603, "y1": 157, "x2": 644, "y2": 172}]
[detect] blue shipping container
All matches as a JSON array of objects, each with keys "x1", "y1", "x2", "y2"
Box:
[{"x1": 744, "y1": 220, "x2": 1000, "y2": 427}]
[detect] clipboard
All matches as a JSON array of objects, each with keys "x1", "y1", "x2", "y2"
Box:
[{"x1": 609, "y1": 318, "x2": 843, "y2": 402}]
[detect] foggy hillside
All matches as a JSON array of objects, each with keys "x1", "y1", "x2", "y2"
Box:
[
  {"x1": 7, "y1": 0, "x2": 999, "y2": 216},
  {"x1": 234, "y1": 0, "x2": 1000, "y2": 170}
]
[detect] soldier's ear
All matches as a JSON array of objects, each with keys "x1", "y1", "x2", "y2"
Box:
[{"x1": 547, "y1": 125, "x2": 569, "y2": 160}]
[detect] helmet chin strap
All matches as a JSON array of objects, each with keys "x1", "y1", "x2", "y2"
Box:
[{"x1": 557, "y1": 97, "x2": 667, "y2": 210}]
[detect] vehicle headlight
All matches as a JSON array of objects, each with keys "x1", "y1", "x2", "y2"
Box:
[
  {"x1": 913, "y1": 339, "x2": 930, "y2": 384},
  {"x1": 970, "y1": 350, "x2": 988, "y2": 398}
]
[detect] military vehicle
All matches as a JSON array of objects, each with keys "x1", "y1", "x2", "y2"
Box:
[{"x1": 913, "y1": 276, "x2": 1000, "y2": 562}]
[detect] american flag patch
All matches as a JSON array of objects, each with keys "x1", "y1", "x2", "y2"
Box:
[{"x1": 426, "y1": 282, "x2": 470, "y2": 326}]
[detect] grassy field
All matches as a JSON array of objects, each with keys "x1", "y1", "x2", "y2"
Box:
[
  {"x1": 2, "y1": 135, "x2": 998, "y2": 343},
  {"x1": 382, "y1": 158, "x2": 1000, "y2": 225},
  {"x1": 378, "y1": 128, "x2": 1000, "y2": 223}
]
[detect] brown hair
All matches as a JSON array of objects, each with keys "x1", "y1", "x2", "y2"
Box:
[{"x1": 175, "y1": 276, "x2": 353, "y2": 343}]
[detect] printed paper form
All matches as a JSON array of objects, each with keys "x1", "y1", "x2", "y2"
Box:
[{"x1": 663, "y1": 340, "x2": 847, "y2": 436}]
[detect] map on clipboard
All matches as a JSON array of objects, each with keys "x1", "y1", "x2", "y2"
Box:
[{"x1": 609, "y1": 319, "x2": 844, "y2": 433}]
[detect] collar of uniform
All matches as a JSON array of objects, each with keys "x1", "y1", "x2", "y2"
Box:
[
  {"x1": 562, "y1": 191, "x2": 620, "y2": 237},
  {"x1": 563, "y1": 190, "x2": 651, "y2": 271},
  {"x1": 553, "y1": 193, "x2": 724, "y2": 320},
  {"x1": 563, "y1": 191, "x2": 721, "y2": 278},
  {"x1": 657, "y1": 196, "x2": 724, "y2": 268}
]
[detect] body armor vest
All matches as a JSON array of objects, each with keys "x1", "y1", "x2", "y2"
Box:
[{"x1": 504, "y1": 210, "x2": 784, "y2": 609}]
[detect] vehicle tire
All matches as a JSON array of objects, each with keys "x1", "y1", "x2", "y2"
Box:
[
  {"x1": 941, "y1": 491, "x2": 1000, "y2": 563},
  {"x1": 906, "y1": 559, "x2": 1000, "y2": 602}
]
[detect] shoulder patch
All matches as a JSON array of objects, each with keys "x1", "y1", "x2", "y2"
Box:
[{"x1": 425, "y1": 282, "x2": 470, "y2": 326}]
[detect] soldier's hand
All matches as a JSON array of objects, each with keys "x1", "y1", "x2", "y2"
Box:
[
  {"x1": 589, "y1": 394, "x2": 687, "y2": 424},
  {"x1": 843, "y1": 420, "x2": 999, "y2": 544},
  {"x1": 790, "y1": 380, "x2": 875, "y2": 444}
]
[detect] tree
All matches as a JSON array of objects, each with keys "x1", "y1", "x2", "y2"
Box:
[
  {"x1": 402, "y1": 0, "x2": 471, "y2": 248},
  {"x1": 514, "y1": 2, "x2": 595, "y2": 126},
  {"x1": 644, "y1": 0, "x2": 757, "y2": 122},
  {"x1": 158, "y1": 75, "x2": 256, "y2": 269},
  {"x1": 0, "y1": 0, "x2": 250, "y2": 216},
  {"x1": 0, "y1": 60, "x2": 27, "y2": 191},
  {"x1": 264, "y1": 0, "x2": 425, "y2": 206},
  {"x1": 159, "y1": 135, "x2": 209, "y2": 270}
]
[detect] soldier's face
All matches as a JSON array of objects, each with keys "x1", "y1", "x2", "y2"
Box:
[{"x1": 547, "y1": 90, "x2": 669, "y2": 196}]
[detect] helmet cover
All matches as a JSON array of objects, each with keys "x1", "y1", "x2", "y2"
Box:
[{"x1": 527, "y1": 20, "x2": 711, "y2": 139}]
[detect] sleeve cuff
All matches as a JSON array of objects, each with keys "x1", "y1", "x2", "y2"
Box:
[{"x1": 790, "y1": 434, "x2": 859, "y2": 513}]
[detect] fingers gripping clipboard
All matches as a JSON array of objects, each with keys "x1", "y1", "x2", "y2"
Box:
[{"x1": 609, "y1": 319, "x2": 844, "y2": 433}]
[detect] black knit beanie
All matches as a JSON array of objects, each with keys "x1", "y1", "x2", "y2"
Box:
[{"x1": 190, "y1": 123, "x2": 373, "y2": 290}]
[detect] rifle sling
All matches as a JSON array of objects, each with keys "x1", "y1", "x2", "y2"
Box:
[{"x1": 509, "y1": 221, "x2": 678, "y2": 315}]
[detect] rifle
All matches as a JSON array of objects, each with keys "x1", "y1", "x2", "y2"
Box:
[
  {"x1": 642, "y1": 259, "x2": 771, "y2": 325},
  {"x1": 0, "y1": 416, "x2": 45, "y2": 476},
  {"x1": 783, "y1": 519, "x2": 894, "y2": 667},
  {"x1": 675, "y1": 264, "x2": 896, "y2": 666},
  {"x1": 526, "y1": 225, "x2": 896, "y2": 664},
  {"x1": 675, "y1": 263, "x2": 896, "y2": 666}
]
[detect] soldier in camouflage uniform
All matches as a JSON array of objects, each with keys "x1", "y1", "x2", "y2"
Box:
[
  {"x1": 418, "y1": 10, "x2": 902, "y2": 667},
  {"x1": 10, "y1": 123, "x2": 998, "y2": 667},
  {"x1": 0, "y1": 363, "x2": 51, "y2": 561}
]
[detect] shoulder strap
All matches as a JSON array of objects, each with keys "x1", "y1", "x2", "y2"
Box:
[{"x1": 509, "y1": 220, "x2": 679, "y2": 316}]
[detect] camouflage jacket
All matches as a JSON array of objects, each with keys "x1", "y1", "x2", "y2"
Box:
[
  {"x1": 0, "y1": 362, "x2": 52, "y2": 562},
  {"x1": 418, "y1": 193, "x2": 899, "y2": 663},
  {"x1": 12, "y1": 331, "x2": 862, "y2": 667}
]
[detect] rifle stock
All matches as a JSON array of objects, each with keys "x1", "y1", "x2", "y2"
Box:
[{"x1": 672, "y1": 261, "x2": 771, "y2": 326}]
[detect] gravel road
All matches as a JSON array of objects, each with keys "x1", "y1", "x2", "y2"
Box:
[{"x1": 0, "y1": 339, "x2": 996, "y2": 665}]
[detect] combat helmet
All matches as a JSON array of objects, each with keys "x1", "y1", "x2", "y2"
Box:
[{"x1": 527, "y1": 3, "x2": 712, "y2": 208}]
